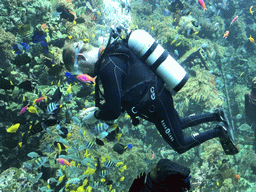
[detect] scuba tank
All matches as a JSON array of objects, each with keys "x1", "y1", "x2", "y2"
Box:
[
  {"x1": 127, "y1": 29, "x2": 189, "y2": 93},
  {"x1": 108, "y1": 25, "x2": 189, "y2": 93}
]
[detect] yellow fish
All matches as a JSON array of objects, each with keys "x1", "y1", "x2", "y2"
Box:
[
  {"x1": 73, "y1": 20, "x2": 76, "y2": 25},
  {"x1": 176, "y1": 42, "x2": 181, "y2": 46},
  {"x1": 7, "y1": 123, "x2": 20, "y2": 133},
  {"x1": 67, "y1": 84, "x2": 72, "y2": 94},
  {"x1": 57, "y1": 142, "x2": 62, "y2": 155},
  {"x1": 68, "y1": 35, "x2": 72, "y2": 39},
  {"x1": 240, "y1": 72, "x2": 245, "y2": 77},
  {"x1": 83, "y1": 38, "x2": 89, "y2": 43},
  {"x1": 194, "y1": 31, "x2": 199, "y2": 35},
  {"x1": 248, "y1": 35, "x2": 254, "y2": 43},
  {"x1": 171, "y1": 40, "x2": 176, "y2": 45},
  {"x1": 27, "y1": 106, "x2": 38, "y2": 114},
  {"x1": 250, "y1": 6, "x2": 254, "y2": 15},
  {"x1": 120, "y1": 176, "x2": 125, "y2": 181},
  {"x1": 57, "y1": 80, "x2": 61, "y2": 87},
  {"x1": 124, "y1": 114, "x2": 130, "y2": 119},
  {"x1": 116, "y1": 133, "x2": 122, "y2": 141}
]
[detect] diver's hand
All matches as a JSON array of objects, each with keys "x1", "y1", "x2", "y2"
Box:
[
  {"x1": 81, "y1": 107, "x2": 99, "y2": 124},
  {"x1": 83, "y1": 111, "x2": 98, "y2": 124},
  {"x1": 80, "y1": 107, "x2": 98, "y2": 117}
]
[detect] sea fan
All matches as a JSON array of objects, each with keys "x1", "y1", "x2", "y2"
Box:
[{"x1": 46, "y1": 101, "x2": 60, "y2": 115}]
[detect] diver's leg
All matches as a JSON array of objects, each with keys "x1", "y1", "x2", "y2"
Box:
[
  {"x1": 180, "y1": 112, "x2": 220, "y2": 130},
  {"x1": 142, "y1": 89, "x2": 222, "y2": 154}
]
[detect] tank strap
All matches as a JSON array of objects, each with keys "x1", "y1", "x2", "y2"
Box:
[
  {"x1": 150, "y1": 50, "x2": 168, "y2": 71},
  {"x1": 140, "y1": 41, "x2": 169, "y2": 72}
]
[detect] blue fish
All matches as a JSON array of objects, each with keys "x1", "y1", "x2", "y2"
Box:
[
  {"x1": 162, "y1": 8, "x2": 171, "y2": 16},
  {"x1": 13, "y1": 42, "x2": 30, "y2": 54},
  {"x1": 32, "y1": 28, "x2": 46, "y2": 43},
  {"x1": 65, "y1": 72, "x2": 77, "y2": 83},
  {"x1": 40, "y1": 41, "x2": 49, "y2": 54}
]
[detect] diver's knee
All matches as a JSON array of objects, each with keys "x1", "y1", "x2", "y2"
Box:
[{"x1": 173, "y1": 147, "x2": 186, "y2": 154}]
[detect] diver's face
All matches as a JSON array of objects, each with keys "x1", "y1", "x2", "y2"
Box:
[{"x1": 77, "y1": 48, "x2": 99, "y2": 74}]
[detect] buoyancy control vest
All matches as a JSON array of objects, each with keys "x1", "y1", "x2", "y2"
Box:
[{"x1": 95, "y1": 40, "x2": 163, "y2": 105}]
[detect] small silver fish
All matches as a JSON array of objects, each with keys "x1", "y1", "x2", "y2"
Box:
[{"x1": 52, "y1": 12, "x2": 62, "y2": 18}]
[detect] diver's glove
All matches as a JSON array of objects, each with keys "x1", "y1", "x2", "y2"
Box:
[{"x1": 80, "y1": 107, "x2": 99, "y2": 124}]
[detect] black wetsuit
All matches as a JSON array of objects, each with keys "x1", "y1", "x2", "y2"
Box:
[{"x1": 94, "y1": 42, "x2": 222, "y2": 154}]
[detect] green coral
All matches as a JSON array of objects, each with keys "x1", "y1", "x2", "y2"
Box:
[
  {"x1": 174, "y1": 66, "x2": 223, "y2": 116},
  {"x1": 220, "y1": 178, "x2": 235, "y2": 192}
]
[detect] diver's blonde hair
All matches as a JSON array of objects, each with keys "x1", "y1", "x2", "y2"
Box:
[{"x1": 62, "y1": 41, "x2": 94, "y2": 72}]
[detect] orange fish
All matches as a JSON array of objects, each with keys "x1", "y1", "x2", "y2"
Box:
[
  {"x1": 57, "y1": 158, "x2": 72, "y2": 166},
  {"x1": 230, "y1": 15, "x2": 238, "y2": 27},
  {"x1": 235, "y1": 174, "x2": 240, "y2": 180},
  {"x1": 41, "y1": 23, "x2": 47, "y2": 30},
  {"x1": 34, "y1": 97, "x2": 45, "y2": 103},
  {"x1": 223, "y1": 31, "x2": 229, "y2": 39},
  {"x1": 20, "y1": 104, "x2": 29, "y2": 114},
  {"x1": 76, "y1": 74, "x2": 96, "y2": 84},
  {"x1": 248, "y1": 35, "x2": 254, "y2": 43},
  {"x1": 198, "y1": 0, "x2": 206, "y2": 11}
]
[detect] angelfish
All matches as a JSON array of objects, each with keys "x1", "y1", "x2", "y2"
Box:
[
  {"x1": 230, "y1": 15, "x2": 238, "y2": 27},
  {"x1": 198, "y1": 0, "x2": 206, "y2": 11},
  {"x1": 76, "y1": 74, "x2": 96, "y2": 84}
]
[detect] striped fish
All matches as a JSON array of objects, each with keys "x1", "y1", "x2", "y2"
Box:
[
  {"x1": 91, "y1": 123, "x2": 109, "y2": 135},
  {"x1": 46, "y1": 101, "x2": 60, "y2": 115},
  {"x1": 78, "y1": 141, "x2": 96, "y2": 151},
  {"x1": 104, "y1": 160, "x2": 116, "y2": 168},
  {"x1": 99, "y1": 169, "x2": 109, "y2": 177}
]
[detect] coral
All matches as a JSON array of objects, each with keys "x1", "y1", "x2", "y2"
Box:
[
  {"x1": 219, "y1": 178, "x2": 235, "y2": 192},
  {"x1": 199, "y1": 139, "x2": 223, "y2": 165},
  {"x1": 174, "y1": 65, "x2": 223, "y2": 116},
  {"x1": 232, "y1": 84, "x2": 249, "y2": 115},
  {"x1": 0, "y1": 27, "x2": 16, "y2": 61}
]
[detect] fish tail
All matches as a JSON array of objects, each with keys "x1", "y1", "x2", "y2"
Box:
[{"x1": 92, "y1": 76, "x2": 97, "y2": 84}]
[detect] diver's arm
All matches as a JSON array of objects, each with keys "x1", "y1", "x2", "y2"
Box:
[{"x1": 95, "y1": 56, "x2": 127, "y2": 120}]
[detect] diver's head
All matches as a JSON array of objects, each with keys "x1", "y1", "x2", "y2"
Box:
[{"x1": 62, "y1": 41, "x2": 99, "y2": 76}]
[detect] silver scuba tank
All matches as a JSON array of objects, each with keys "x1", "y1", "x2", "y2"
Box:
[{"x1": 127, "y1": 29, "x2": 189, "y2": 93}]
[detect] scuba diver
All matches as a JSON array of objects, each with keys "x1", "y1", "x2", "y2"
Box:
[
  {"x1": 62, "y1": 25, "x2": 238, "y2": 155},
  {"x1": 245, "y1": 77, "x2": 256, "y2": 153},
  {"x1": 129, "y1": 158, "x2": 191, "y2": 192}
]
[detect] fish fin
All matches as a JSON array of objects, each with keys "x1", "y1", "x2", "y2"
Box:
[{"x1": 92, "y1": 76, "x2": 97, "y2": 84}]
